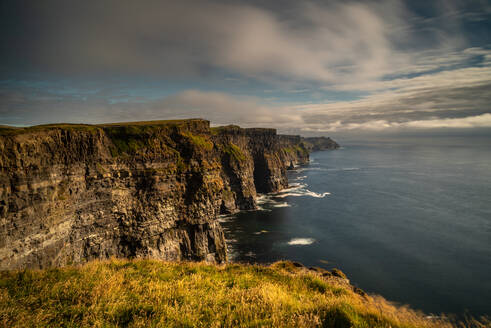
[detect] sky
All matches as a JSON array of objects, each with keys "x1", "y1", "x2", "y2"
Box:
[{"x1": 1, "y1": 0, "x2": 491, "y2": 137}]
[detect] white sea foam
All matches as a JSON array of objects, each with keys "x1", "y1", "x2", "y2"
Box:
[
  {"x1": 256, "y1": 194, "x2": 268, "y2": 204},
  {"x1": 287, "y1": 238, "x2": 316, "y2": 245},
  {"x1": 305, "y1": 191, "x2": 331, "y2": 198},
  {"x1": 273, "y1": 202, "x2": 291, "y2": 207},
  {"x1": 255, "y1": 194, "x2": 288, "y2": 211},
  {"x1": 217, "y1": 215, "x2": 233, "y2": 223},
  {"x1": 275, "y1": 184, "x2": 330, "y2": 199},
  {"x1": 281, "y1": 183, "x2": 307, "y2": 191},
  {"x1": 298, "y1": 167, "x2": 361, "y2": 172},
  {"x1": 256, "y1": 205, "x2": 272, "y2": 212},
  {"x1": 295, "y1": 167, "x2": 331, "y2": 173},
  {"x1": 276, "y1": 191, "x2": 305, "y2": 198}
]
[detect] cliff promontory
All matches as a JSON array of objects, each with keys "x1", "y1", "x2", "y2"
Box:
[
  {"x1": 303, "y1": 136, "x2": 340, "y2": 151},
  {"x1": 0, "y1": 120, "x2": 333, "y2": 269}
]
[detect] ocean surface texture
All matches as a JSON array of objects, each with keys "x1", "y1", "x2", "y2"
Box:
[{"x1": 220, "y1": 137, "x2": 491, "y2": 317}]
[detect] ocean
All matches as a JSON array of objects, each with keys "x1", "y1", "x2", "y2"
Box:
[{"x1": 220, "y1": 136, "x2": 491, "y2": 317}]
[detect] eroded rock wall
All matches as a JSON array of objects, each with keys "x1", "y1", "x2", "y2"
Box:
[
  {"x1": 278, "y1": 135, "x2": 310, "y2": 169},
  {"x1": 302, "y1": 136, "x2": 340, "y2": 151},
  {"x1": 0, "y1": 120, "x2": 314, "y2": 269}
]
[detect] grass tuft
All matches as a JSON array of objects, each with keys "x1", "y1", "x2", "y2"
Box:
[
  {"x1": 0, "y1": 259, "x2": 479, "y2": 327},
  {"x1": 181, "y1": 132, "x2": 213, "y2": 151},
  {"x1": 222, "y1": 142, "x2": 246, "y2": 162}
]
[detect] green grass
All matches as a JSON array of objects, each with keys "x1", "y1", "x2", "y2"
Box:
[
  {"x1": 0, "y1": 124, "x2": 102, "y2": 136},
  {"x1": 223, "y1": 142, "x2": 246, "y2": 162},
  {"x1": 104, "y1": 126, "x2": 150, "y2": 157},
  {"x1": 99, "y1": 119, "x2": 205, "y2": 127},
  {"x1": 283, "y1": 145, "x2": 309, "y2": 157},
  {"x1": 181, "y1": 132, "x2": 214, "y2": 151},
  {"x1": 0, "y1": 259, "x2": 477, "y2": 328},
  {"x1": 0, "y1": 119, "x2": 208, "y2": 137},
  {"x1": 210, "y1": 125, "x2": 242, "y2": 135}
]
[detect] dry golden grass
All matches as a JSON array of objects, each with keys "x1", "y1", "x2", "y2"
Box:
[
  {"x1": 0, "y1": 119, "x2": 207, "y2": 136},
  {"x1": 0, "y1": 259, "x2": 486, "y2": 327}
]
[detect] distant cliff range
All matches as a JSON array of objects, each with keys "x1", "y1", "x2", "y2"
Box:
[
  {"x1": 0, "y1": 119, "x2": 338, "y2": 269},
  {"x1": 303, "y1": 136, "x2": 340, "y2": 151}
]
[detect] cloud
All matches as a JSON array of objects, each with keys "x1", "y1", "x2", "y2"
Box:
[
  {"x1": 151, "y1": 90, "x2": 302, "y2": 126},
  {"x1": 1, "y1": 0, "x2": 490, "y2": 134},
  {"x1": 403, "y1": 113, "x2": 491, "y2": 129},
  {"x1": 302, "y1": 114, "x2": 491, "y2": 132},
  {"x1": 298, "y1": 61, "x2": 491, "y2": 131},
  {"x1": 2, "y1": 74, "x2": 490, "y2": 133},
  {"x1": 0, "y1": 87, "x2": 302, "y2": 128},
  {"x1": 4, "y1": 0, "x2": 484, "y2": 90}
]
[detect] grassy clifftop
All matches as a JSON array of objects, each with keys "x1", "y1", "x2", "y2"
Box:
[{"x1": 0, "y1": 259, "x2": 474, "y2": 328}]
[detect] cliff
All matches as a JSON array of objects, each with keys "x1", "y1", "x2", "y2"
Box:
[
  {"x1": 278, "y1": 134, "x2": 310, "y2": 169},
  {"x1": 303, "y1": 136, "x2": 340, "y2": 151},
  {"x1": 0, "y1": 119, "x2": 325, "y2": 270}
]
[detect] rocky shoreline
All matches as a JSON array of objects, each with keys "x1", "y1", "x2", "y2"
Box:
[{"x1": 0, "y1": 119, "x2": 338, "y2": 270}]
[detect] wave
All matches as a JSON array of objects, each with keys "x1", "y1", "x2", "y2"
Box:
[
  {"x1": 217, "y1": 215, "x2": 233, "y2": 223},
  {"x1": 295, "y1": 167, "x2": 361, "y2": 173},
  {"x1": 273, "y1": 202, "x2": 291, "y2": 207},
  {"x1": 306, "y1": 191, "x2": 331, "y2": 198},
  {"x1": 256, "y1": 194, "x2": 291, "y2": 211},
  {"x1": 275, "y1": 183, "x2": 330, "y2": 199},
  {"x1": 287, "y1": 238, "x2": 316, "y2": 245},
  {"x1": 283, "y1": 182, "x2": 306, "y2": 189}
]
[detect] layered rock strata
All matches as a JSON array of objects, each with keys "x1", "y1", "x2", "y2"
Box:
[{"x1": 0, "y1": 120, "x2": 336, "y2": 270}]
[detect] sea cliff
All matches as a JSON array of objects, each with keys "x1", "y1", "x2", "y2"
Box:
[{"x1": 0, "y1": 119, "x2": 331, "y2": 270}]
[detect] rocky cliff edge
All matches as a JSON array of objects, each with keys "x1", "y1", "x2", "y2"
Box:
[{"x1": 0, "y1": 119, "x2": 336, "y2": 269}]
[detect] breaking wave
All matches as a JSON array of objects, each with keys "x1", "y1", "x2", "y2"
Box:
[
  {"x1": 273, "y1": 202, "x2": 291, "y2": 207},
  {"x1": 287, "y1": 238, "x2": 316, "y2": 245},
  {"x1": 217, "y1": 215, "x2": 233, "y2": 223},
  {"x1": 256, "y1": 194, "x2": 291, "y2": 211},
  {"x1": 275, "y1": 183, "x2": 330, "y2": 199},
  {"x1": 295, "y1": 167, "x2": 360, "y2": 173}
]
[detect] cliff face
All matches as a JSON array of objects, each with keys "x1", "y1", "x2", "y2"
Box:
[
  {"x1": 302, "y1": 136, "x2": 340, "y2": 151},
  {"x1": 0, "y1": 120, "x2": 318, "y2": 270},
  {"x1": 278, "y1": 135, "x2": 310, "y2": 169}
]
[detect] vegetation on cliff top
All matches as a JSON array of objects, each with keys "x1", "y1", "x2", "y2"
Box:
[
  {"x1": 282, "y1": 144, "x2": 309, "y2": 157},
  {"x1": 181, "y1": 131, "x2": 214, "y2": 151},
  {"x1": 1, "y1": 259, "x2": 482, "y2": 328},
  {"x1": 0, "y1": 119, "x2": 208, "y2": 136}
]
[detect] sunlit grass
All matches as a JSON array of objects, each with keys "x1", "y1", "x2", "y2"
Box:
[{"x1": 0, "y1": 259, "x2": 486, "y2": 327}]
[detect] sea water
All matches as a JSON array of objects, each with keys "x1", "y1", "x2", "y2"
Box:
[{"x1": 220, "y1": 136, "x2": 491, "y2": 317}]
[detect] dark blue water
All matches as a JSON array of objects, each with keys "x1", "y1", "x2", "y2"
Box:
[{"x1": 220, "y1": 137, "x2": 491, "y2": 317}]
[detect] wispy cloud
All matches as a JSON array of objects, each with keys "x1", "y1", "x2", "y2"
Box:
[
  {"x1": 1, "y1": 0, "x2": 490, "y2": 133},
  {"x1": 4, "y1": 0, "x2": 479, "y2": 89},
  {"x1": 299, "y1": 62, "x2": 491, "y2": 131}
]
